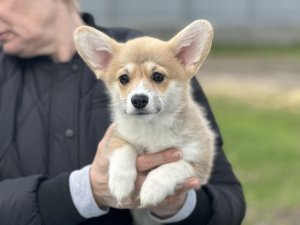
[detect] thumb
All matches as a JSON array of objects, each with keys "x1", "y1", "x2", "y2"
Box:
[{"x1": 97, "y1": 123, "x2": 116, "y2": 152}]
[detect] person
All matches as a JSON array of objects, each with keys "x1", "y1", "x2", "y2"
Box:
[{"x1": 0, "y1": 0, "x2": 246, "y2": 225}]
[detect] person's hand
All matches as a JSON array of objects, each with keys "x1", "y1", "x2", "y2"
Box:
[
  {"x1": 136, "y1": 154, "x2": 200, "y2": 218},
  {"x1": 90, "y1": 124, "x2": 199, "y2": 216},
  {"x1": 148, "y1": 177, "x2": 200, "y2": 219},
  {"x1": 90, "y1": 125, "x2": 140, "y2": 208}
]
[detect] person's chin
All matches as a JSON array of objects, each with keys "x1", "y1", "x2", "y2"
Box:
[
  {"x1": 3, "y1": 43, "x2": 20, "y2": 55},
  {"x1": 4, "y1": 45, "x2": 31, "y2": 58}
]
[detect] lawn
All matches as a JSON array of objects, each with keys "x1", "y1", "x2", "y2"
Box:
[
  {"x1": 211, "y1": 45, "x2": 300, "y2": 57},
  {"x1": 208, "y1": 96, "x2": 300, "y2": 225}
]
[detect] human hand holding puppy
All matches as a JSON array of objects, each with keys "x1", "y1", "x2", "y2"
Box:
[{"x1": 90, "y1": 125, "x2": 200, "y2": 218}]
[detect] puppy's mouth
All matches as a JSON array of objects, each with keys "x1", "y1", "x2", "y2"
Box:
[
  {"x1": 135, "y1": 111, "x2": 149, "y2": 115},
  {"x1": 130, "y1": 110, "x2": 154, "y2": 116},
  {"x1": 126, "y1": 107, "x2": 161, "y2": 116}
]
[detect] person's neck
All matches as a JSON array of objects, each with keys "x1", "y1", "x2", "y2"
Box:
[{"x1": 51, "y1": 7, "x2": 85, "y2": 63}]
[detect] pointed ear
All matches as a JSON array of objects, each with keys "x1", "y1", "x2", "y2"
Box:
[
  {"x1": 169, "y1": 20, "x2": 213, "y2": 76},
  {"x1": 74, "y1": 26, "x2": 120, "y2": 79}
]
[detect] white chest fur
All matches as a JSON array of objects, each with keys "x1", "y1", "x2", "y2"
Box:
[{"x1": 117, "y1": 113, "x2": 180, "y2": 154}]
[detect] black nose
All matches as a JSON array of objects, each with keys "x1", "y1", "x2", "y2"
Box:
[{"x1": 131, "y1": 95, "x2": 149, "y2": 109}]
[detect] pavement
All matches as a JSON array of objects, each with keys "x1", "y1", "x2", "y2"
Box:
[{"x1": 196, "y1": 55, "x2": 300, "y2": 109}]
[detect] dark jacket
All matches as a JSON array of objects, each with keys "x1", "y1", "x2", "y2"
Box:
[{"x1": 0, "y1": 13, "x2": 245, "y2": 225}]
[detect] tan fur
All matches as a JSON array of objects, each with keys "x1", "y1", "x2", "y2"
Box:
[
  {"x1": 103, "y1": 130, "x2": 131, "y2": 156},
  {"x1": 109, "y1": 61, "x2": 171, "y2": 99}
]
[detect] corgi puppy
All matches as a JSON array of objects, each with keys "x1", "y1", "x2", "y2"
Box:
[{"x1": 74, "y1": 20, "x2": 215, "y2": 207}]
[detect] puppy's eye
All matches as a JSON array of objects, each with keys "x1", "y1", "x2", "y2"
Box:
[
  {"x1": 152, "y1": 72, "x2": 164, "y2": 83},
  {"x1": 119, "y1": 74, "x2": 130, "y2": 85}
]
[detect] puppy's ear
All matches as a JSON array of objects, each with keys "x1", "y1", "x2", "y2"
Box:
[
  {"x1": 74, "y1": 26, "x2": 120, "y2": 79},
  {"x1": 169, "y1": 20, "x2": 213, "y2": 77}
]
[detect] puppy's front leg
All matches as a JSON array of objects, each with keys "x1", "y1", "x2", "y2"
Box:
[
  {"x1": 140, "y1": 160, "x2": 195, "y2": 206},
  {"x1": 108, "y1": 144, "x2": 137, "y2": 206}
]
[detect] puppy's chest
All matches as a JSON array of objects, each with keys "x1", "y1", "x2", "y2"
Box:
[
  {"x1": 137, "y1": 132, "x2": 178, "y2": 154},
  {"x1": 120, "y1": 124, "x2": 180, "y2": 154}
]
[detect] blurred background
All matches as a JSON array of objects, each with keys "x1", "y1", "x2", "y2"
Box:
[
  {"x1": 80, "y1": 1, "x2": 300, "y2": 225},
  {"x1": 80, "y1": 0, "x2": 300, "y2": 45}
]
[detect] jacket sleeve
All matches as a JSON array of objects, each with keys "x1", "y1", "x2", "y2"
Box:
[
  {"x1": 167, "y1": 78, "x2": 246, "y2": 225},
  {"x1": 37, "y1": 173, "x2": 87, "y2": 225},
  {"x1": 0, "y1": 173, "x2": 86, "y2": 225},
  {"x1": 0, "y1": 175, "x2": 45, "y2": 225}
]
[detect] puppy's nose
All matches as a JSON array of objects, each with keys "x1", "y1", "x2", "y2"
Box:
[{"x1": 131, "y1": 95, "x2": 149, "y2": 109}]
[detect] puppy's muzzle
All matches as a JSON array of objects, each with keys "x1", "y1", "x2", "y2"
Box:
[{"x1": 131, "y1": 94, "x2": 149, "y2": 109}]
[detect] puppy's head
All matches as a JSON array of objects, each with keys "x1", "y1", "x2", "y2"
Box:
[{"x1": 74, "y1": 20, "x2": 213, "y2": 117}]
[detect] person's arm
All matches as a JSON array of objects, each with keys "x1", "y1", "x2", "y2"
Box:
[
  {"x1": 0, "y1": 51, "x2": 46, "y2": 225},
  {"x1": 165, "y1": 78, "x2": 246, "y2": 225},
  {"x1": 37, "y1": 173, "x2": 88, "y2": 225},
  {"x1": 0, "y1": 172, "x2": 103, "y2": 225},
  {"x1": 0, "y1": 51, "x2": 87, "y2": 225},
  {"x1": 0, "y1": 175, "x2": 46, "y2": 225},
  {"x1": 164, "y1": 149, "x2": 245, "y2": 225},
  {"x1": 0, "y1": 173, "x2": 87, "y2": 225}
]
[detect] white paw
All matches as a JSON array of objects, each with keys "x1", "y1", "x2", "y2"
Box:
[
  {"x1": 140, "y1": 175, "x2": 176, "y2": 206},
  {"x1": 109, "y1": 169, "x2": 137, "y2": 206},
  {"x1": 107, "y1": 145, "x2": 137, "y2": 206}
]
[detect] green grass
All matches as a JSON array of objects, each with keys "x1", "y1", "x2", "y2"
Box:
[
  {"x1": 208, "y1": 96, "x2": 300, "y2": 223},
  {"x1": 211, "y1": 45, "x2": 300, "y2": 57}
]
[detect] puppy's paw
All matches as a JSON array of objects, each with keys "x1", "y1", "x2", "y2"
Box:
[
  {"x1": 109, "y1": 170, "x2": 137, "y2": 206},
  {"x1": 107, "y1": 144, "x2": 138, "y2": 206},
  {"x1": 139, "y1": 176, "x2": 176, "y2": 207}
]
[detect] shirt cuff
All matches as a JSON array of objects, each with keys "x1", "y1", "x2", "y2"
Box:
[
  {"x1": 69, "y1": 165, "x2": 109, "y2": 218},
  {"x1": 148, "y1": 189, "x2": 197, "y2": 223}
]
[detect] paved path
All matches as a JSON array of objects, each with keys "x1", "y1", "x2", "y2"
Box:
[{"x1": 196, "y1": 55, "x2": 300, "y2": 109}]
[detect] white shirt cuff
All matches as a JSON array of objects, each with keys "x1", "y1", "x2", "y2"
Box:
[
  {"x1": 69, "y1": 165, "x2": 110, "y2": 218},
  {"x1": 148, "y1": 189, "x2": 197, "y2": 223}
]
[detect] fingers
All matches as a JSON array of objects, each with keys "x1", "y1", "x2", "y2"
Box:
[
  {"x1": 135, "y1": 172, "x2": 146, "y2": 190},
  {"x1": 178, "y1": 177, "x2": 201, "y2": 191},
  {"x1": 136, "y1": 149, "x2": 182, "y2": 172},
  {"x1": 172, "y1": 177, "x2": 200, "y2": 196},
  {"x1": 153, "y1": 177, "x2": 200, "y2": 210},
  {"x1": 91, "y1": 124, "x2": 114, "y2": 191},
  {"x1": 91, "y1": 124, "x2": 145, "y2": 209},
  {"x1": 93, "y1": 154, "x2": 109, "y2": 173},
  {"x1": 158, "y1": 177, "x2": 200, "y2": 204},
  {"x1": 97, "y1": 124, "x2": 115, "y2": 150}
]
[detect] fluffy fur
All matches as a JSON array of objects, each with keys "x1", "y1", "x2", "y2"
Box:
[{"x1": 74, "y1": 20, "x2": 215, "y2": 206}]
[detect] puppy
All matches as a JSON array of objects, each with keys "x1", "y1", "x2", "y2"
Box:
[{"x1": 74, "y1": 20, "x2": 215, "y2": 207}]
